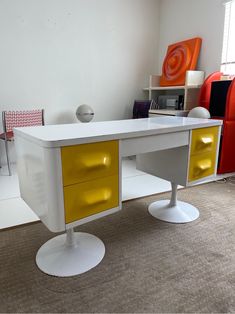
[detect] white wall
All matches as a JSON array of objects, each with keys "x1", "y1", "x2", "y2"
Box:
[
  {"x1": 1, "y1": 0, "x2": 226, "y2": 166},
  {"x1": 0, "y1": 0, "x2": 160, "y2": 124},
  {"x1": 158, "y1": 0, "x2": 225, "y2": 77},
  {"x1": 0, "y1": 0, "x2": 160, "y2": 164}
]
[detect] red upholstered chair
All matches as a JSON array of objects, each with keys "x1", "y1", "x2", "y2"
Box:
[
  {"x1": 0, "y1": 110, "x2": 44, "y2": 175},
  {"x1": 198, "y1": 72, "x2": 235, "y2": 174}
]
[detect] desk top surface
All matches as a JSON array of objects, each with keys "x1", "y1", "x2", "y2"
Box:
[{"x1": 14, "y1": 116, "x2": 222, "y2": 148}]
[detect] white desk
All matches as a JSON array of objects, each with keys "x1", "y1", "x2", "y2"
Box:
[{"x1": 14, "y1": 116, "x2": 222, "y2": 277}]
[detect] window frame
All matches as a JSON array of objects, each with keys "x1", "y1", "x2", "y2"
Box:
[{"x1": 221, "y1": 0, "x2": 235, "y2": 75}]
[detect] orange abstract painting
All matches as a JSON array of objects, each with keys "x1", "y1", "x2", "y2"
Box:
[{"x1": 160, "y1": 37, "x2": 202, "y2": 86}]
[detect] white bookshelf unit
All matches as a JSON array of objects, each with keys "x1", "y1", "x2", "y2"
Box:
[{"x1": 144, "y1": 71, "x2": 205, "y2": 117}]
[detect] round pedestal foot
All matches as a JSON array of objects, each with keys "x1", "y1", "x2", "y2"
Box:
[
  {"x1": 36, "y1": 232, "x2": 105, "y2": 277},
  {"x1": 148, "y1": 200, "x2": 199, "y2": 223}
]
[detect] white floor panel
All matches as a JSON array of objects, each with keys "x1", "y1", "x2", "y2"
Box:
[
  {"x1": 0, "y1": 197, "x2": 39, "y2": 230},
  {"x1": 0, "y1": 164, "x2": 20, "y2": 200},
  {"x1": 122, "y1": 174, "x2": 171, "y2": 201}
]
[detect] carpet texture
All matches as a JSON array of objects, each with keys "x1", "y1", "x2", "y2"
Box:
[{"x1": 0, "y1": 181, "x2": 235, "y2": 313}]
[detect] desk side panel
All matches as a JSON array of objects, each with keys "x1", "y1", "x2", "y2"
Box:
[
  {"x1": 15, "y1": 136, "x2": 65, "y2": 232},
  {"x1": 136, "y1": 146, "x2": 189, "y2": 186}
]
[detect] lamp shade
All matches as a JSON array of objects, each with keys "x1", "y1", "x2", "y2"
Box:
[
  {"x1": 188, "y1": 107, "x2": 211, "y2": 119},
  {"x1": 76, "y1": 105, "x2": 94, "y2": 123}
]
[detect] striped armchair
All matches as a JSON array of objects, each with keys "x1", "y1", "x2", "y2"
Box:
[{"x1": 0, "y1": 109, "x2": 44, "y2": 175}]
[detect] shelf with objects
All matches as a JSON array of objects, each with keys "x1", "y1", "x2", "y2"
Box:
[
  {"x1": 144, "y1": 70, "x2": 205, "y2": 117},
  {"x1": 143, "y1": 37, "x2": 204, "y2": 117}
]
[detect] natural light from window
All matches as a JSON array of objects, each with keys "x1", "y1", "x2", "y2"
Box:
[{"x1": 221, "y1": 0, "x2": 235, "y2": 75}]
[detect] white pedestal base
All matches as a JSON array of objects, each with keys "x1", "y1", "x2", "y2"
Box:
[
  {"x1": 148, "y1": 200, "x2": 199, "y2": 223},
  {"x1": 36, "y1": 231, "x2": 105, "y2": 277}
]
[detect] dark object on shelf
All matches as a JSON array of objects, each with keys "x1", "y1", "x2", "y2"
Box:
[
  {"x1": 133, "y1": 100, "x2": 152, "y2": 119},
  {"x1": 158, "y1": 95, "x2": 184, "y2": 110}
]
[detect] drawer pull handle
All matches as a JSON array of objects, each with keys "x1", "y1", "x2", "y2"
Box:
[
  {"x1": 195, "y1": 159, "x2": 212, "y2": 172},
  {"x1": 84, "y1": 188, "x2": 112, "y2": 206},
  {"x1": 80, "y1": 154, "x2": 111, "y2": 170},
  {"x1": 199, "y1": 136, "x2": 213, "y2": 146}
]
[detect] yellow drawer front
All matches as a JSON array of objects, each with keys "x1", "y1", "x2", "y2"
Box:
[
  {"x1": 64, "y1": 175, "x2": 119, "y2": 223},
  {"x1": 190, "y1": 127, "x2": 219, "y2": 156},
  {"x1": 61, "y1": 140, "x2": 119, "y2": 186},
  {"x1": 188, "y1": 152, "x2": 216, "y2": 182}
]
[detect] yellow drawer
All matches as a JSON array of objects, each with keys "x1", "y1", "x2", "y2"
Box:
[
  {"x1": 188, "y1": 152, "x2": 216, "y2": 182},
  {"x1": 190, "y1": 127, "x2": 219, "y2": 156},
  {"x1": 64, "y1": 175, "x2": 119, "y2": 223},
  {"x1": 61, "y1": 140, "x2": 119, "y2": 186}
]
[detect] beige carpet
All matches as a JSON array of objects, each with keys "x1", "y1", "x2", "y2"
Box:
[{"x1": 0, "y1": 181, "x2": 235, "y2": 313}]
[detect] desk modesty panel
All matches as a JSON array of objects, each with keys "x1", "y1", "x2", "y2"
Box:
[
  {"x1": 14, "y1": 117, "x2": 222, "y2": 233},
  {"x1": 136, "y1": 125, "x2": 220, "y2": 186}
]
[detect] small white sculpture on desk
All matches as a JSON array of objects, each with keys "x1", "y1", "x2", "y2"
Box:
[
  {"x1": 188, "y1": 106, "x2": 211, "y2": 119},
  {"x1": 76, "y1": 104, "x2": 94, "y2": 123}
]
